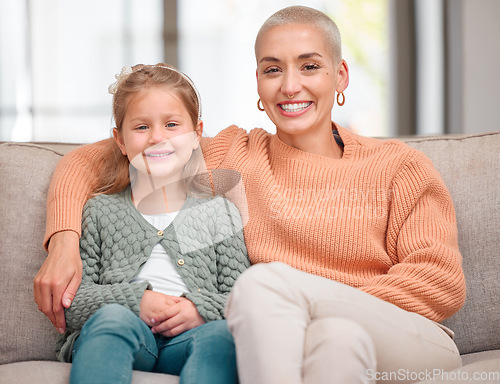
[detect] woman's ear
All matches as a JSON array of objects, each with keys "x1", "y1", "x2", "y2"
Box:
[
  {"x1": 193, "y1": 120, "x2": 203, "y2": 149},
  {"x1": 113, "y1": 128, "x2": 127, "y2": 156},
  {"x1": 336, "y1": 59, "x2": 349, "y2": 93}
]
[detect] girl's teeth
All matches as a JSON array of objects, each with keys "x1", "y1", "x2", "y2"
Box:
[
  {"x1": 280, "y1": 102, "x2": 312, "y2": 112},
  {"x1": 146, "y1": 152, "x2": 172, "y2": 157}
]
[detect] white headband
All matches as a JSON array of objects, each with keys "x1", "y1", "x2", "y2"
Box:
[{"x1": 108, "y1": 65, "x2": 202, "y2": 119}]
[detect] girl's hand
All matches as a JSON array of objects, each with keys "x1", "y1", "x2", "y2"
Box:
[
  {"x1": 150, "y1": 297, "x2": 205, "y2": 337},
  {"x1": 33, "y1": 230, "x2": 82, "y2": 334},
  {"x1": 140, "y1": 291, "x2": 181, "y2": 327}
]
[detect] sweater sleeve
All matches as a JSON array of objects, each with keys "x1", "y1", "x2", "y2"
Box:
[
  {"x1": 358, "y1": 150, "x2": 466, "y2": 322},
  {"x1": 64, "y1": 199, "x2": 149, "y2": 332},
  {"x1": 43, "y1": 138, "x2": 114, "y2": 250},
  {"x1": 200, "y1": 125, "x2": 247, "y2": 170},
  {"x1": 183, "y1": 199, "x2": 250, "y2": 321},
  {"x1": 44, "y1": 128, "x2": 236, "y2": 250}
]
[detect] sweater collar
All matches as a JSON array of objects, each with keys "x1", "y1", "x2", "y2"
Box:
[{"x1": 270, "y1": 122, "x2": 356, "y2": 164}]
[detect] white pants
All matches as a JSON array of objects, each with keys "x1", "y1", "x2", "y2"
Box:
[{"x1": 225, "y1": 262, "x2": 462, "y2": 384}]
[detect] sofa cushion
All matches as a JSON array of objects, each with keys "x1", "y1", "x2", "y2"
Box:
[
  {"x1": 403, "y1": 132, "x2": 500, "y2": 355},
  {"x1": 0, "y1": 143, "x2": 63, "y2": 364},
  {"x1": 0, "y1": 361, "x2": 179, "y2": 384},
  {"x1": 416, "y1": 358, "x2": 500, "y2": 384},
  {"x1": 462, "y1": 350, "x2": 500, "y2": 366}
]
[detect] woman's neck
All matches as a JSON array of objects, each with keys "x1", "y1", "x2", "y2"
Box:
[{"x1": 277, "y1": 126, "x2": 343, "y2": 159}]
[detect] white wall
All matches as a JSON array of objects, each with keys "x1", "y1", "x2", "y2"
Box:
[{"x1": 462, "y1": 0, "x2": 500, "y2": 133}]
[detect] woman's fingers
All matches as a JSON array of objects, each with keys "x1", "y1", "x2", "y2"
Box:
[{"x1": 33, "y1": 231, "x2": 81, "y2": 333}]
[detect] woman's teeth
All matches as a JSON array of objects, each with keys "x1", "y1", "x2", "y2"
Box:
[{"x1": 280, "y1": 102, "x2": 312, "y2": 112}]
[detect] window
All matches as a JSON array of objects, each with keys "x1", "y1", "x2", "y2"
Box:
[
  {"x1": 0, "y1": 0, "x2": 163, "y2": 142},
  {"x1": 178, "y1": 0, "x2": 390, "y2": 137},
  {"x1": 1, "y1": 0, "x2": 390, "y2": 142}
]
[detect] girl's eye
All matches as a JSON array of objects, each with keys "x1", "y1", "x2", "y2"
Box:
[
  {"x1": 136, "y1": 125, "x2": 148, "y2": 130},
  {"x1": 166, "y1": 123, "x2": 177, "y2": 128}
]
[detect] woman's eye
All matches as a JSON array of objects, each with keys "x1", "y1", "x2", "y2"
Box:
[
  {"x1": 263, "y1": 67, "x2": 279, "y2": 74},
  {"x1": 303, "y1": 63, "x2": 320, "y2": 71}
]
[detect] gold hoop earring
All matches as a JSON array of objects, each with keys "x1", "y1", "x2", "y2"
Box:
[
  {"x1": 337, "y1": 92, "x2": 345, "y2": 106},
  {"x1": 257, "y1": 99, "x2": 265, "y2": 111}
]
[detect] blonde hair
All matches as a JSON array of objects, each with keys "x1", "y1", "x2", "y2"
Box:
[
  {"x1": 255, "y1": 6, "x2": 342, "y2": 65},
  {"x1": 94, "y1": 63, "x2": 210, "y2": 197}
]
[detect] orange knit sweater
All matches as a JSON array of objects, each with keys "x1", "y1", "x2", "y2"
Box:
[{"x1": 44, "y1": 125, "x2": 466, "y2": 322}]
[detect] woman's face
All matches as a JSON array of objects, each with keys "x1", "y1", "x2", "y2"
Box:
[{"x1": 256, "y1": 23, "x2": 348, "y2": 144}]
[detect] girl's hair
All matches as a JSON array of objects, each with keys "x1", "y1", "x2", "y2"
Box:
[
  {"x1": 93, "y1": 63, "x2": 210, "y2": 197},
  {"x1": 255, "y1": 6, "x2": 342, "y2": 65}
]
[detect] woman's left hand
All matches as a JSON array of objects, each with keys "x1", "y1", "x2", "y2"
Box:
[{"x1": 150, "y1": 297, "x2": 205, "y2": 337}]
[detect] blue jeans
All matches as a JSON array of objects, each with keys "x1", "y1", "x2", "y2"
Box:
[{"x1": 70, "y1": 304, "x2": 238, "y2": 384}]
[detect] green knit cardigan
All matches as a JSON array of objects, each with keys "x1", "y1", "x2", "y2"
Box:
[{"x1": 56, "y1": 187, "x2": 249, "y2": 361}]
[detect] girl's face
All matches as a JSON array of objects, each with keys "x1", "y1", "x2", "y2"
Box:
[
  {"x1": 114, "y1": 86, "x2": 202, "y2": 183},
  {"x1": 256, "y1": 23, "x2": 348, "y2": 146}
]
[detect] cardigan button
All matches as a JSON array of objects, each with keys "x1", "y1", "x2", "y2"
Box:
[
  {"x1": 177, "y1": 259, "x2": 185, "y2": 266},
  {"x1": 157, "y1": 230, "x2": 163, "y2": 236}
]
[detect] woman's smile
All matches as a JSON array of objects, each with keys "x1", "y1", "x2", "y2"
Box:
[{"x1": 278, "y1": 100, "x2": 313, "y2": 115}]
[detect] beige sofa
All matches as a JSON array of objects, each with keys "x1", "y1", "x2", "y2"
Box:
[{"x1": 1, "y1": 132, "x2": 499, "y2": 384}]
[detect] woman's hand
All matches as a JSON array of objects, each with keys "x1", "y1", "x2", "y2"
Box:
[
  {"x1": 150, "y1": 297, "x2": 205, "y2": 337},
  {"x1": 33, "y1": 230, "x2": 82, "y2": 333}
]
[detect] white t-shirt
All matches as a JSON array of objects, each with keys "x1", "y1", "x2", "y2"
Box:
[{"x1": 131, "y1": 211, "x2": 190, "y2": 296}]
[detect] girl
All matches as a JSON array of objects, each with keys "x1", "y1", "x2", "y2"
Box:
[{"x1": 56, "y1": 63, "x2": 249, "y2": 384}]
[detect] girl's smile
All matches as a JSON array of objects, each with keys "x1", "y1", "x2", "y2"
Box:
[{"x1": 144, "y1": 150, "x2": 175, "y2": 159}]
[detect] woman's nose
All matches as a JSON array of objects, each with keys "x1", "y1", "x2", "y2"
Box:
[{"x1": 281, "y1": 70, "x2": 302, "y2": 97}]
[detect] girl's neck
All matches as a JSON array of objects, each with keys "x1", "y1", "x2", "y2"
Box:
[{"x1": 131, "y1": 174, "x2": 187, "y2": 214}]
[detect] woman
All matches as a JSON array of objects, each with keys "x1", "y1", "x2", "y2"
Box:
[{"x1": 34, "y1": 6, "x2": 465, "y2": 383}]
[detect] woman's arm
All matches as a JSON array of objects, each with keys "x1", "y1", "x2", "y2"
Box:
[
  {"x1": 43, "y1": 138, "x2": 115, "y2": 247},
  {"x1": 35, "y1": 127, "x2": 235, "y2": 331},
  {"x1": 34, "y1": 138, "x2": 113, "y2": 332},
  {"x1": 359, "y1": 150, "x2": 466, "y2": 322}
]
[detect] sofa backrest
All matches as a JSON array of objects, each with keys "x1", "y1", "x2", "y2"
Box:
[
  {"x1": 403, "y1": 132, "x2": 500, "y2": 355},
  {"x1": 0, "y1": 143, "x2": 68, "y2": 365},
  {"x1": 0, "y1": 132, "x2": 498, "y2": 365}
]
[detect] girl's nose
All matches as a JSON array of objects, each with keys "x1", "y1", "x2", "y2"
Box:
[
  {"x1": 148, "y1": 126, "x2": 167, "y2": 144},
  {"x1": 281, "y1": 70, "x2": 302, "y2": 97}
]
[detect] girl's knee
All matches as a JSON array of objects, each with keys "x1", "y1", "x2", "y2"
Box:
[
  {"x1": 192, "y1": 320, "x2": 235, "y2": 353},
  {"x1": 82, "y1": 304, "x2": 140, "y2": 335},
  {"x1": 201, "y1": 320, "x2": 233, "y2": 342}
]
